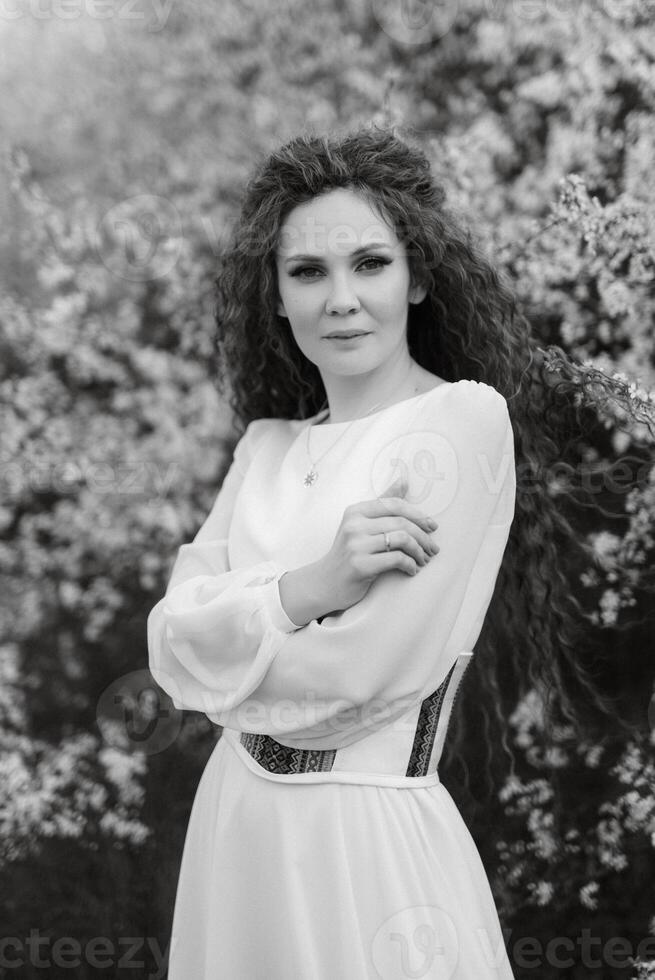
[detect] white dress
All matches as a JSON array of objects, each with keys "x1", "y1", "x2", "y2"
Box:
[{"x1": 147, "y1": 379, "x2": 517, "y2": 979}]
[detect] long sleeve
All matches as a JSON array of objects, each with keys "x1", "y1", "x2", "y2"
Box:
[
  {"x1": 147, "y1": 419, "x2": 303, "y2": 718},
  {"x1": 148, "y1": 381, "x2": 516, "y2": 752}
]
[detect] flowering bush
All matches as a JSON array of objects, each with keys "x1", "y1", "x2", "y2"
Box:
[{"x1": 496, "y1": 689, "x2": 655, "y2": 921}]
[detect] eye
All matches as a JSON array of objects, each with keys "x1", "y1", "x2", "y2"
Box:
[
  {"x1": 288, "y1": 256, "x2": 392, "y2": 280},
  {"x1": 357, "y1": 256, "x2": 392, "y2": 272},
  {"x1": 289, "y1": 266, "x2": 323, "y2": 280}
]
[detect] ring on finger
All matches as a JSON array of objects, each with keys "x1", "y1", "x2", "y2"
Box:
[{"x1": 383, "y1": 531, "x2": 391, "y2": 552}]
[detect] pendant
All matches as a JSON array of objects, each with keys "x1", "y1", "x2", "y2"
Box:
[{"x1": 303, "y1": 469, "x2": 318, "y2": 487}]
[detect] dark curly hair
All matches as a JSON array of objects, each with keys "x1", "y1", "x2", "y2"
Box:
[{"x1": 213, "y1": 123, "x2": 651, "y2": 802}]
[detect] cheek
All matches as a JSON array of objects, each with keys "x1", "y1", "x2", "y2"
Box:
[
  {"x1": 283, "y1": 286, "x2": 323, "y2": 327},
  {"x1": 370, "y1": 272, "x2": 411, "y2": 317}
]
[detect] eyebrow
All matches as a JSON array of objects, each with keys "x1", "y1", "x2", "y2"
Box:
[{"x1": 283, "y1": 242, "x2": 393, "y2": 264}]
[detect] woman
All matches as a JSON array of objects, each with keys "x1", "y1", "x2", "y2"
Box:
[{"x1": 147, "y1": 126, "x2": 623, "y2": 978}]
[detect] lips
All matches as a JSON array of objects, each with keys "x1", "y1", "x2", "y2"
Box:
[{"x1": 324, "y1": 332, "x2": 369, "y2": 339}]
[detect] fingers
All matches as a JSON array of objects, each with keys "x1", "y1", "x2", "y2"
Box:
[
  {"x1": 359, "y1": 495, "x2": 439, "y2": 536},
  {"x1": 367, "y1": 549, "x2": 424, "y2": 578},
  {"x1": 372, "y1": 519, "x2": 439, "y2": 566},
  {"x1": 343, "y1": 490, "x2": 441, "y2": 580}
]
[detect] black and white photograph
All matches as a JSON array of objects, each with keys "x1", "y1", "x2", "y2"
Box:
[{"x1": 2, "y1": 1, "x2": 655, "y2": 977}]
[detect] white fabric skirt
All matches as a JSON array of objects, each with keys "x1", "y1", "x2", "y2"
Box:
[{"x1": 166, "y1": 732, "x2": 515, "y2": 979}]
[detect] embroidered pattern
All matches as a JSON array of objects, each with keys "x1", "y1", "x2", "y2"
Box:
[
  {"x1": 405, "y1": 655, "x2": 471, "y2": 777},
  {"x1": 240, "y1": 731, "x2": 337, "y2": 773}
]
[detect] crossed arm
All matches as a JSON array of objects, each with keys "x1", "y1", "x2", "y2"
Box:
[{"x1": 147, "y1": 383, "x2": 516, "y2": 750}]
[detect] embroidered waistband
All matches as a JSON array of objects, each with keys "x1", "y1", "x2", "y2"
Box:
[{"x1": 238, "y1": 653, "x2": 472, "y2": 778}]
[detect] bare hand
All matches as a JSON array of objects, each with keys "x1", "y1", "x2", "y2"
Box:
[{"x1": 315, "y1": 474, "x2": 440, "y2": 614}]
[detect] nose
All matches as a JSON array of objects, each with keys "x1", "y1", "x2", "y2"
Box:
[{"x1": 325, "y1": 272, "x2": 360, "y2": 316}]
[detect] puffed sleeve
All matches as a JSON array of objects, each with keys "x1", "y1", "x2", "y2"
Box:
[
  {"x1": 150, "y1": 381, "x2": 516, "y2": 751},
  {"x1": 147, "y1": 419, "x2": 304, "y2": 714}
]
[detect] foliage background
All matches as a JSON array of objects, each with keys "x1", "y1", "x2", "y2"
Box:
[{"x1": 1, "y1": 1, "x2": 654, "y2": 977}]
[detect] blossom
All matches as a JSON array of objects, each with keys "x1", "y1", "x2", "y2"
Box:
[{"x1": 579, "y1": 881, "x2": 600, "y2": 910}]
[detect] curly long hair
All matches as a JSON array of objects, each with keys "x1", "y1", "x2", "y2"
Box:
[{"x1": 213, "y1": 123, "x2": 649, "y2": 803}]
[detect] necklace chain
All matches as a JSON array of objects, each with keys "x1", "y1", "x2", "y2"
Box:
[{"x1": 303, "y1": 364, "x2": 416, "y2": 487}]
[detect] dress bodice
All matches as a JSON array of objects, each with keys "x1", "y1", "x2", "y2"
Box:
[{"x1": 148, "y1": 380, "x2": 516, "y2": 787}]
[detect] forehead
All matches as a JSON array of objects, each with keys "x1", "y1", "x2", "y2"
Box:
[{"x1": 275, "y1": 188, "x2": 398, "y2": 259}]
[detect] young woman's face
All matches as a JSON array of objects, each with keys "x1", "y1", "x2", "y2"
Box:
[{"x1": 274, "y1": 187, "x2": 426, "y2": 379}]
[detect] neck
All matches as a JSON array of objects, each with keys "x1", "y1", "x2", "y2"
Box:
[{"x1": 319, "y1": 353, "x2": 420, "y2": 425}]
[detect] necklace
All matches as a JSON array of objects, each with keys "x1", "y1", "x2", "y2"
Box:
[{"x1": 303, "y1": 364, "x2": 416, "y2": 488}]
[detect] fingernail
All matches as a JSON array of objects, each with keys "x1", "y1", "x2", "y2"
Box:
[{"x1": 428, "y1": 518, "x2": 438, "y2": 529}]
